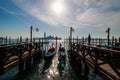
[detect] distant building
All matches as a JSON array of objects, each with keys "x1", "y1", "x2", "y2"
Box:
[
  {"x1": 46, "y1": 35, "x2": 62, "y2": 40},
  {"x1": 46, "y1": 35, "x2": 54, "y2": 39},
  {"x1": 34, "y1": 35, "x2": 62, "y2": 40},
  {"x1": 0, "y1": 37, "x2": 5, "y2": 44}
]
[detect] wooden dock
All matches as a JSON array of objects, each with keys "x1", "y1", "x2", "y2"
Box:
[
  {"x1": 0, "y1": 35, "x2": 120, "y2": 80},
  {"x1": 80, "y1": 53, "x2": 120, "y2": 79},
  {"x1": 68, "y1": 42, "x2": 120, "y2": 80},
  {"x1": 0, "y1": 42, "x2": 47, "y2": 75},
  {"x1": 0, "y1": 36, "x2": 60, "y2": 76}
]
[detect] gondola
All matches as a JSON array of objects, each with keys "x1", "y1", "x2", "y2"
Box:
[
  {"x1": 44, "y1": 46, "x2": 56, "y2": 62},
  {"x1": 58, "y1": 47, "x2": 66, "y2": 70}
]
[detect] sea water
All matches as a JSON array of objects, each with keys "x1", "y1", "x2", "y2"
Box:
[{"x1": 0, "y1": 40, "x2": 102, "y2": 80}]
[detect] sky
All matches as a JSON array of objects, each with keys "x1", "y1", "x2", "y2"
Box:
[{"x1": 0, "y1": 0, "x2": 120, "y2": 39}]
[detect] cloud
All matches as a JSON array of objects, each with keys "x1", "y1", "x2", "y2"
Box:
[
  {"x1": 12, "y1": 0, "x2": 120, "y2": 36},
  {"x1": 0, "y1": 6, "x2": 25, "y2": 16},
  {"x1": 67, "y1": 0, "x2": 120, "y2": 31},
  {"x1": 0, "y1": 6, "x2": 31, "y2": 26}
]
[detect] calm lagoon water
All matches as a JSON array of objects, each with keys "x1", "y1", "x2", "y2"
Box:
[
  {"x1": 0, "y1": 54, "x2": 101, "y2": 80},
  {"x1": 0, "y1": 40, "x2": 101, "y2": 80}
]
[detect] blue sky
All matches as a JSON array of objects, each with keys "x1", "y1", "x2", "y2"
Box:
[{"x1": 0, "y1": 0, "x2": 120, "y2": 39}]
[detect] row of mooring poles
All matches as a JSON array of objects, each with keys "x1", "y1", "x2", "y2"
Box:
[
  {"x1": 87, "y1": 34, "x2": 99, "y2": 73},
  {"x1": 18, "y1": 36, "x2": 43, "y2": 73},
  {"x1": 0, "y1": 26, "x2": 38, "y2": 44},
  {"x1": 2, "y1": 35, "x2": 43, "y2": 74},
  {"x1": 18, "y1": 36, "x2": 32, "y2": 73},
  {"x1": 1, "y1": 36, "x2": 11, "y2": 44},
  {"x1": 0, "y1": 26, "x2": 48, "y2": 75},
  {"x1": 68, "y1": 36, "x2": 90, "y2": 77}
]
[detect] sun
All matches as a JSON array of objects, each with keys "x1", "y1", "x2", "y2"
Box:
[{"x1": 51, "y1": 1, "x2": 64, "y2": 14}]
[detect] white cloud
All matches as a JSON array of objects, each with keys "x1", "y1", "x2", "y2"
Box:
[
  {"x1": 0, "y1": 6, "x2": 25, "y2": 16},
  {"x1": 12, "y1": 0, "x2": 120, "y2": 37}
]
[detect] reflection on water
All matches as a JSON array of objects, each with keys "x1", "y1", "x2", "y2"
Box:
[
  {"x1": 0, "y1": 41, "x2": 101, "y2": 80},
  {"x1": 39, "y1": 53, "x2": 83, "y2": 80},
  {"x1": 0, "y1": 53, "x2": 101, "y2": 80},
  {"x1": 41, "y1": 54, "x2": 60, "y2": 80}
]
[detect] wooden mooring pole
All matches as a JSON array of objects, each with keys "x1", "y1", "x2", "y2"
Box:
[
  {"x1": 0, "y1": 47, "x2": 5, "y2": 75},
  {"x1": 56, "y1": 36, "x2": 57, "y2": 52},
  {"x1": 25, "y1": 42, "x2": 32, "y2": 70},
  {"x1": 19, "y1": 36, "x2": 24, "y2": 73}
]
